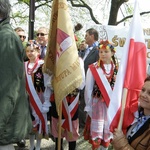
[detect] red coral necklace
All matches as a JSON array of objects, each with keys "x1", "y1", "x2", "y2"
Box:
[
  {"x1": 101, "y1": 61, "x2": 114, "y2": 82},
  {"x1": 27, "y1": 58, "x2": 39, "y2": 75}
]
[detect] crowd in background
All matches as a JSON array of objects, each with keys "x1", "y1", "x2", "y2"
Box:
[{"x1": 0, "y1": 0, "x2": 150, "y2": 150}]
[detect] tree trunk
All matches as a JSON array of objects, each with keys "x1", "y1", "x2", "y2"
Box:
[{"x1": 108, "y1": 0, "x2": 128, "y2": 25}]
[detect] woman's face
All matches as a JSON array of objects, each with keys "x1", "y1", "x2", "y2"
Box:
[
  {"x1": 139, "y1": 81, "x2": 150, "y2": 115},
  {"x1": 99, "y1": 48, "x2": 113, "y2": 64}
]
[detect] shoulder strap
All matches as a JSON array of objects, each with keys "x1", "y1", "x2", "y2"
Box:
[
  {"x1": 89, "y1": 64, "x2": 112, "y2": 107},
  {"x1": 25, "y1": 62, "x2": 46, "y2": 134}
]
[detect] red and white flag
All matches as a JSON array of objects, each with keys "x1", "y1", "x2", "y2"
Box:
[{"x1": 108, "y1": 0, "x2": 147, "y2": 133}]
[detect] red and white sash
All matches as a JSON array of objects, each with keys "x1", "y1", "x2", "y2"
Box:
[
  {"x1": 25, "y1": 61, "x2": 48, "y2": 135},
  {"x1": 89, "y1": 64, "x2": 112, "y2": 107},
  {"x1": 61, "y1": 93, "x2": 79, "y2": 132}
]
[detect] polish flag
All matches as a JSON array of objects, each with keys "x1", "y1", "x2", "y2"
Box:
[{"x1": 108, "y1": 0, "x2": 147, "y2": 133}]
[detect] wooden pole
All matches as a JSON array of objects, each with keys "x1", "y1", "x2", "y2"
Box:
[
  {"x1": 117, "y1": 88, "x2": 128, "y2": 130},
  {"x1": 58, "y1": 101, "x2": 62, "y2": 150}
]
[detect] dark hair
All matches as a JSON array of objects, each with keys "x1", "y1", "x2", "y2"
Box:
[
  {"x1": 74, "y1": 23, "x2": 83, "y2": 33},
  {"x1": 86, "y1": 28, "x2": 99, "y2": 41},
  {"x1": 138, "y1": 76, "x2": 150, "y2": 112},
  {"x1": 0, "y1": 0, "x2": 11, "y2": 19},
  {"x1": 144, "y1": 76, "x2": 150, "y2": 82},
  {"x1": 26, "y1": 40, "x2": 40, "y2": 50}
]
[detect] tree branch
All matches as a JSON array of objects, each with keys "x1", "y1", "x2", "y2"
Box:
[
  {"x1": 116, "y1": 11, "x2": 150, "y2": 25},
  {"x1": 69, "y1": 0, "x2": 101, "y2": 24}
]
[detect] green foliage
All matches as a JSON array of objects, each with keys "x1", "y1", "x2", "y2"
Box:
[{"x1": 18, "y1": 0, "x2": 29, "y2": 4}]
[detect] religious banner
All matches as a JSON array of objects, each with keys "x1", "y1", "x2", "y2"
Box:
[{"x1": 44, "y1": 0, "x2": 82, "y2": 115}]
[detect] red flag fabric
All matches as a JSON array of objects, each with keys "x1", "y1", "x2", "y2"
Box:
[{"x1": 108, "y1": 0, "x2": 147, "y2": 133}]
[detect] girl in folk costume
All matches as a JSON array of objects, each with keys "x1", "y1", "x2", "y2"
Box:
[
  {"x1": 83, "y1": 40, "x2": 119, "y2": 150},
  {"x1": 25, "y1": 40, "x2": 51, "y2": 150}
]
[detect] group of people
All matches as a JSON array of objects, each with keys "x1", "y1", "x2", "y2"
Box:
[{"x1": 0, "y1": 0, "x2": 150, "y2": 150}]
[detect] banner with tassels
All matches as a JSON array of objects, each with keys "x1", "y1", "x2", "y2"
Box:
[{"x1": 44, "y1": 0, "x2": 82, "y2": 117}]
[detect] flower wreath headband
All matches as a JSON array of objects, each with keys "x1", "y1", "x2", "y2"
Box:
[
  {"x1": 98, "y1": 40, "x2": 116, "y2": 53},
  {"x1": 26, "y1": 40, "x2": 40, "y2": 50}
]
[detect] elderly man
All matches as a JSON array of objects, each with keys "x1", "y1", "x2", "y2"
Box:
[{"x1": 0, "y1": 0, "x2": 32, "y2": 149}]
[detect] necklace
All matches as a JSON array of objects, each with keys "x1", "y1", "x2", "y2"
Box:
[
  {"x1": 101, "y1": 61, "x2": 114, "y2": 82},
  {"x1": 97, "y1": 59, "x2": 118, "y2": 88},
  {"x1": 27, "y1": 58, "x2": 39, "y2": 75}
]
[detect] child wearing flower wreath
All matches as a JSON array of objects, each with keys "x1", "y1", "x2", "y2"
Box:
[
  {"x1": 25, "y1": 40, "x2": 51, "y2": 150},
  {"x1": 83, "y1": 40, "x2": 119, "y2": 150}
]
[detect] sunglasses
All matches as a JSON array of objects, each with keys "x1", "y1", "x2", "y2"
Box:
[
  {"x1": 36, "y1": 33, "x2": 48, "y2": 36},
  {"x1": 19, "y1": 35, "x2": 26, "y2": 39}
]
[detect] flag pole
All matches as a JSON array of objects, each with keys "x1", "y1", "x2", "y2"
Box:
[
  {"x1": 117, "y1": 88, "x2": 128, "y2": 130},
  {"x1": 58, "y1": 102, "x2": 62, "y2": 150}
]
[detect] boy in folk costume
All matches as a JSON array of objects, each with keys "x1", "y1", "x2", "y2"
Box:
[
  {"x1": 83, "y1": 40, "x2": 119, "y2": 150},
  {"x1": 47, "y1": 57, "x2": 85, "y2": 150},
  {"x1": 25, "y1": 40, "x2": 51, "y2": 150}
]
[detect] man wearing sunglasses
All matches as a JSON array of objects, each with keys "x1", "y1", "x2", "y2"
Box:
[
  {"x1": 36, "y1": 27, "x2": 49, "y2": 59},
  {"x1": 14, "y1": 27, "x2": 26, "y2": 42},
  {"x1": 14, "y1": 27, "x2": 29, "y2": 61}
]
